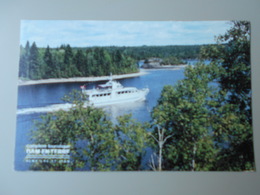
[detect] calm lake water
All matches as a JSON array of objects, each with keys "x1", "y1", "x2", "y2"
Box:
[{"x1": 15, "y1": 67, "x2": 187, "y2": 170}]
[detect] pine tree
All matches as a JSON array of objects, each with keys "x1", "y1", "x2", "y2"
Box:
[
  {"x1": 73, "y1": 50, "x2": 85, "y2": 76},
  {"x1": 28, "y1": 42, "x2": 41, "y2": 80},
  {"x1": 43, "y1": 45, "x2": 54, "y2": 78},
  {"x1": 19, "y1": 41, "x2": 30, "y2": 79},
  {"x1": 63, "y1": 44, "x2": 79, "y2": 78}
]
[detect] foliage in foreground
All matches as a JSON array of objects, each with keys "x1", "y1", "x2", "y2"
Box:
[
  {"x1": 151, "y1": 21, "x2": 254, "y2": 171},
  {"x1": 30, "y1": 91, "x2": 148, "y2": 171}
]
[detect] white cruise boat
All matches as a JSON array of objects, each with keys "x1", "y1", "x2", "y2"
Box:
[{"x1": 81, "y1": 76, "x2": 149, "y2": 106}]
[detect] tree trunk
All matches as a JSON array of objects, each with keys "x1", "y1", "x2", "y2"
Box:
[
  {"x1": 158, "y1": 141, "x2": 163, "y2": 171},
  {"x1": 192, "y1": 143, "x2": 196, "y2": 171}
]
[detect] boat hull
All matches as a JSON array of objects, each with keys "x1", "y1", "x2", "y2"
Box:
[{"x1": 84, "y1": 88, "x2": 149, "y2": 107}]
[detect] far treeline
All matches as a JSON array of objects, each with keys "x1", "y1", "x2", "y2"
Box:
[{"x1": 18, "y1": 43, "x2": 203, "y2": 80}]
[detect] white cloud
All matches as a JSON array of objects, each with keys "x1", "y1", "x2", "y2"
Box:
[{"x1": 20, "y1": 20, "x2": 231, "y2": 47}]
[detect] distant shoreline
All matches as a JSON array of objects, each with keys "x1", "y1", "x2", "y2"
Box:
[
  {"x1": 18, "y1": 70, "x2": 149, "y2": 86},
  {"x1": 18, "y1": 65, "x2": 187, "y2": 86},
  {"x1": 143, "y1": 64, "x2": 187, "y2": 70}
]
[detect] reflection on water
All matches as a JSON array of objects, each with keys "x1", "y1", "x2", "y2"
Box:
[{"x1": 102, "y1": 100, "x2": 150, "y2": 124}]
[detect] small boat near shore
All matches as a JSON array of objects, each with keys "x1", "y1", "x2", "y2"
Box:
[{"x1": 81, "y1": 75, "x2": 149, "y2": 106}]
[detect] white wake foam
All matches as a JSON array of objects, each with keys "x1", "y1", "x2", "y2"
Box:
[{"x1": 17, "y1": 103, "x2": 74, "y2": 115}]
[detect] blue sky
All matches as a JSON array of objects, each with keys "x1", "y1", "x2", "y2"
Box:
[{"x1": 20, "y1": 20, "x2": 231, "y2": 47}]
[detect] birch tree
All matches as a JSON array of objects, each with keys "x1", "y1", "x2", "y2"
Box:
[
  {"x1": 151, "y1": 63, "x2": 219, "y2": 171},
  {"x1": 149, "y1": 124, "x2": 173, "y2": 171}
]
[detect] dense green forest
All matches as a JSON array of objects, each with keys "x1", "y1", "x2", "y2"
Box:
[
  {"x1": 29, "y1": 21, "x2": 254, "y2": 171},
  {"x1": 81, "y1": 45, "x2": 202, "y2": 60},
  {"x1": 19, "y1": 44, "x2": 139, "y2": 80},
  {"x1": 19, "y1": 43, "x2": 203, "y2": 80}
]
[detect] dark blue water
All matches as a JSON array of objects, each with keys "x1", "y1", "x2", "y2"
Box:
[{"x1": 15, "y1": 68, "x2": 186, "y2": 170}]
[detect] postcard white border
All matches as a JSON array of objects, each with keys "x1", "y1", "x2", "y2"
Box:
[{"x1": 0, "y1": 0, "x2": 260, "y2": 195}]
